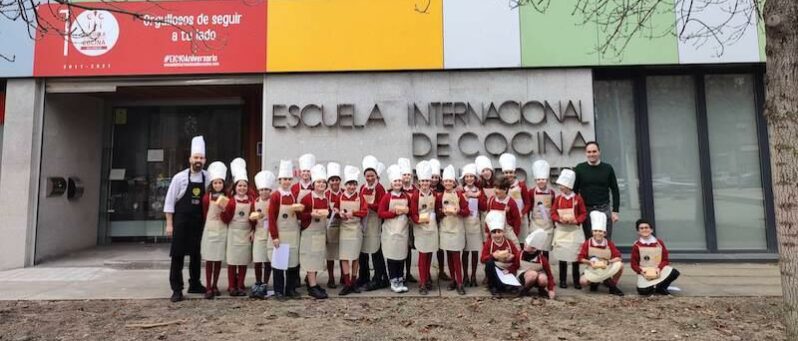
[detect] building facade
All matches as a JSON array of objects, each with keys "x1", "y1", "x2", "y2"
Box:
[{"x1": 0, "y1": 0, "x2": 773, "y2": 269}]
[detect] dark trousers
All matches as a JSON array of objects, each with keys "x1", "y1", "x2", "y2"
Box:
[
  {"x1": 387, "y1": 258, "x2": 405, "y2": 280},
  {"x1": 169, "y1": 253, "x2": 202, "y2": 292},
  {"x1": 273, "y1": 266, "x2": 300, "y2": 295},
  {"x1": 583, "y1": 204, "x2": 613, "y2": 239},
  {"x1": 637, "y1": 269, "x2": 681, "y2": 295},
  {"x1": 358, "y1": 248, "x2": 388, "y2": 284},
  {"x1": 484, "y1": 260, "x2": 506, "y2": 291}
]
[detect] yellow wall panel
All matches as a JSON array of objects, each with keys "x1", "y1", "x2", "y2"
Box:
[{"x1": 267, "y1": 0, "x2": 443, "y2": 72}]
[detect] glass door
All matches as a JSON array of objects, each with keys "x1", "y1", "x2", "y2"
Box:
[{"x1": 105, "y1": 105, "x2": 243, "y2": 240}]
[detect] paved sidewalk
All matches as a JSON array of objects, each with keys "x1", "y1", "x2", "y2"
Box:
[{"x1": 0, "y1": 244, "x2": 782, "y2": 300}]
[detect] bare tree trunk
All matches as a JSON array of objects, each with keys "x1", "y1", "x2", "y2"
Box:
[{"x1": 764, "y1": 0, "x2": 798, "y2": 338}]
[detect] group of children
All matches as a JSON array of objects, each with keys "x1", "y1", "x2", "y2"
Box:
[{"x1": 196, "y1": 152, "x2": 680, "y2": 300}]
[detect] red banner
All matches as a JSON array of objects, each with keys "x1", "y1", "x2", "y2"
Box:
[{"x1": 33, "y1": 0, "x2": 266, "y2": 76}]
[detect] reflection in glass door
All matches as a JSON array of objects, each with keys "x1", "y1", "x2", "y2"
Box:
[{"x1": 106, "y1": 105, "x2": 243, "y2": 240}]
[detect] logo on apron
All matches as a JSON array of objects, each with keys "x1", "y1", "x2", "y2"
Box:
[{"x1": 192, "y1": 187, "x2": 202, "y2": 197}]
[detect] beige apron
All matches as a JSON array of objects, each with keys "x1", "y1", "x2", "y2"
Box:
[
  {"x1": 361, "y1": 187, "x2": 382, "y2": 254},
  {"x1": 636, "y1": 244, "x2": 674, "y2": 288},
  {"x1": 326, "y1": 191, "x2": 341, "y2": 261},
  {"x1": 464, "y1": 192, "x2": 483, "y2": 252},
  {"x1": 299, "y1": 194, "x2": 328, "y2": 272},
  {"x1": 530, "y1": 191, "x2": 555, "y2": 251},
  {"x1": 297, "y1": 183, "x2": 312, "y2": 202},
  {"x1": 439, "y1": 191, "x2": 466, "y2": 251},
  {"x1": 226, "y1": 201, "x2": 253, "y2": 266},
  {"x1": 201, "y1": 197, "x2": 227, "y2": 262},
  {"x1": 517, "y1": 255, "x2": 545, "y2": 278},
  {"x1": 252, "y1": 198, "x2": 271, "y2": 263},
  {"x1": 412, "y1": 192, "x2": 439, "y2": 253},
  {"x1": 551, "y1": 205, "x2": 584, "y2": 262},
  {"x1": 583, "y1": 243, "x2": 623, "y2": 282},
  {"x1": 489, "y1": 241, "x2": 512, "y2": 270},
  {"x1": 338, "y1": 196, "x2": 364, "y2": 260},
  {"x1": 381, "y1": 195, "x2": 409, "y2": 260},
  {"x1": 267, "y1": 195, "x2": 301, "y2": 268},
  {"x1": 509, "y1": 184, "x2": 530, "y2": 244}
]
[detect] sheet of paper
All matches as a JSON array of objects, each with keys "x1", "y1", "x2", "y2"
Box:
[
  {"x1": 271, "y1": 243, "x2": 290, "y2": 270},
  {"x1": 496, "y1": 267, "x2": 521, "y2": 286},
  {"x1": 147, "y1": 149, "x2": 164, "y2": 162},
  {"x1": 468, "y1": 198, "x2": 479, "y2": 218},
  {"x1": 109, "y1": 169, "x2": 126, "y2": 181}
]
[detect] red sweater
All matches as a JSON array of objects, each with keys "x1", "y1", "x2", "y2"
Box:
[
  {"x1": 359, "y1": 182, "x2": 386, "y2": 213},
  {"x1": 631, "y1": 238, "x2": 671, "y2": 273},
  {"x1": 436, "y1": 190, "x2": 470, "y2": 218},
  {"x1": 325, "y1": 188, "x2": 342, "y2": 209},
  {"x1": 220, "y1": 195, "x2": 256, "y2": 229},
  {"x1": 577, "y1": 238, "x2": 622, "y2": 261},
  {"x1": 550, "y1": 194, "x2": 587, "y2": 224},
  {"x1": 403, "y1": 184, "x2": 419, "y2": 198},
  {"x1": 483, "y1": 196, "x2": 522, "y2": 235},
  {"x1": 267, "y1": 190, "x2": 297, "y2": 240},
  {"x1": 290, "y1": 181, "x2": 313, "y2": 198},
  {"x1": 377, "y1": 191, "x2": 410, "y2": 219},
  {"x1": 480, "y1": 238, "x2": 519, "y2": 273},
  {"x1": 334, "y1": 191, "x2": 369, "y2": 218},
  {"x1": 299, "y1": 192, "x2": 329, "y2": 229},
  {"x1": 513, "y1": 251, "x2": 556, "y2": 291},
  {"x1": 409, "y1": 190, "x2": 441, "y2": 224}
]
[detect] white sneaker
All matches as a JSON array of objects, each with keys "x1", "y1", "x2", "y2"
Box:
[
  {"x1": 390, "y1": 279, "x2": 403, "y2": 293},
  {"x1": 398, "y1": 277, "x2": 409, "y2": 292}
]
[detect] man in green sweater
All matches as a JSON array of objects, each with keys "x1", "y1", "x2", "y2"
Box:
[{"x1": 573, "y1": 142, "x2": 620, "y2": 239}]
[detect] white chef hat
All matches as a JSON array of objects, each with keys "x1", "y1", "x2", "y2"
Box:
[
  {"x1": 298, "y1": 153, "x2": 316, "y2": 171},
  {"x1": 397, "y1": 158, "x2": 412, "y2": 175},
  {"x1": 532, "y1": 160, "x2": 550, "y2": 180},
  {"x1": 429, "y1": 158, "x2": 441, "y2": 177},
  {"x1": 362, "y1": 155, "x2": 379, "y2": 174},
  {"x1": 278, "y1": 160, "x2": 293, "y2": 179},
  {"x1": 386, "y1": 164, "x2": 402, "y2": 183},
  {"x1": 208, "y1": 161, "x2": 227, "y2": 182},
  {"x1": 590, "y1": 211, "x2": 607, "y2": 232},
  {"x1": 327, "y1": 162, "x2": 342, "y2": 180},
  {"x1": 475, "y1": 155, "x2": 493, "y2": 173},
  {"x1": 525, "y1": 229, "x2": 547, "y2": 250},
  {"x1": 442, "y1": 165, "x2": 456, "y2": 181},
  {"x1": 311, "y1": 164, "x2": 327, "y2": 183},
  {"x1": 485, "y1": 211, "x2": 506, "y2": 231},
  {"x1": 255, "y1": 170, "x2": 276, "y2": 190},
  {"x1": 499, "y1": 153, "x2": 516, "y2": 172},
  {"x1": 556, "y1": 169, "x2": 576, "y2": 189},
  {"x1": 376, "y1": 162, "x2": 386, "y2": 178},
  {"x1": 230, "y1": 158, "x2": 248, "y2": 183},
  {"x1": 415, "y1": 161, "x2": 432, "y2": 181},
  {"x1": 344, "y1": 165, "x2": 359, "y2": 184},
  {"x1": 190, "y1": 136, "x2": 205, "y2": 156},
  {"x1": 461, "y1": 163, "x2": 477, "y2": 178}
]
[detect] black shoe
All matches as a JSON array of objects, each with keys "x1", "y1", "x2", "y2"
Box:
[
  {"x1": 365, "y1": 280, "x2": 388, "y2": 291},
  {"x1": 538, "y1": 287, "x2": 549, "y2": 298},
  {"x1": 274, "y1": 292, "x2": 287, "y2": 301},
  {"x1": 489, "y1": 287, "x2": 499, "y2": 298},
  {"x1": 517, "y1": 287, "x2": 530, "y2": 297},
  {"x1": 419, "y1": 287, "x2": 428, "y2": 295},
  {"x1": 327, "y1": 279, "x2": 338, "y2": 289},
  {"x1": 406, "y1": 274, "x2": 418, "y2": 283},
  {"x1": 339, "y1": 286, "x2": 354, "y2": 296},
  {"x1": 655, "y1": 288, "x2": 671, "y2": 296},
  {"x1": 439, "y1": 272, "x2": 451, "y2": 281},
  {"x1": 309, "y1": 286, "x2": 328, "y2": 299},
  {"x1": 170, "y1": 291, "x2": 184, "y2": 302},
  {"x1": 187, "y1": 284, "x2": 206, "y2": 294},
  {"x1": 456, "y1": 285, "x2": 466, "y2": 295},
  {"x1": 589, "y1": 284, "x2": 599, "y2": 292},
  {"x1": 425, "y1": 281, "x2": 433, "y2": 290},
  {"x1": 448, "y1": 282, "x2": 457, "y2": 291},
  {"x1": 559, "y1": 282, "x2": 567, "y2": 289},
  {"x1": 573, "y1": 283, "x2": 582, "y2": 290},
  {"x1": 204, "y1": 290, "x2": 215, "y2": 299},
  {"x1": 609, "y1": 287, "x2": 625, "y2": 296}
]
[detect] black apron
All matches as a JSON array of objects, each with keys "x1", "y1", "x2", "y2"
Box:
[{"x1": 171, "y1": 170, "x2": 206, "y2": 257}]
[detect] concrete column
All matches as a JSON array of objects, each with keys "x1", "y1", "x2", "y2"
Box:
[{"x1": 0, "y1": 79, "x2": 44, "y2": 270}]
